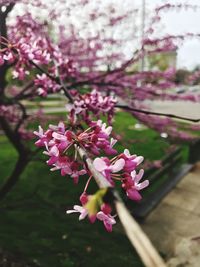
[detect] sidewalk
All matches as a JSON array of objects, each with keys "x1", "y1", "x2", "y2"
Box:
[{"x1": 142, "y1": 162, "x2": 200, "y2": 267}]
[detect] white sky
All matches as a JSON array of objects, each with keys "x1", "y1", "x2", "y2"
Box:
[{"x1": 136, "y1": 0, "x2": 200, "y2": 69}]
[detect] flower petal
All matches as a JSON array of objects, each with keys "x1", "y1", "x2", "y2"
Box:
[
  {"x1": 52, "y1": 132, "x2": 67, "y2": 141},
  {"x1": 127, "y1": 189, "x2": 142, "y2": 201},
  {"x1": 124, "y1": 149, "x2": 131, "y2": 157},
  {"x1": 50, "y1": 145, "x2": 59, "y2": 156},
  {"x1": 93, "y1": 158, "x2": 107, "y2": 172},
  {"x1": 134, "y1": 156, "x2": 144, "y2": 165},
  {"x1": 111, "y1": 158, "x2": 125, "y2": 173},
  {"x1": 136, "y1": 180, "x2": 149, "y2": 190},
  {"x1": 79, "y1": 210, "x2": 88, "y2": 220},
  {"x1": 96, "y1": 211, "x2": 107, "y2": 221},
  {"x1": 134, "y1": 169, "x2": 144, "y2": 184}
]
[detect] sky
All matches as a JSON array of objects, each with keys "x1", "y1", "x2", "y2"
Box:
[{"x1": 136, "y1": 0, "x2": 200, "y2": 69}]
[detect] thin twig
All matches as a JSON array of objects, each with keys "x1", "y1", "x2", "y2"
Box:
[
  {"x1": 116, "y1": 104, "x2": 200, "y2": 123},
  {"x1": 29, "y1": 60, "x2": 73, "y2": 103},
  {"x1": 76, "y1": 145, "x2": 111, "y2": 188},
  {"x1": 15, "y1": 102, "x2": 28, "y2": 132},
  {"x1": 15, "y1": 81, "x2": 34, "y2": 99},
  {"x1": 56, "y1": 65, "x2": 74, "y2": 103},
  {"x1": 29, "y1": 60, "x2": 59, "y2": 82}
]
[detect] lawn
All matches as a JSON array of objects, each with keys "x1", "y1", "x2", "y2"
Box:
[{"x1": 0, "y1": 111, "x2": 176, "y2": 267}]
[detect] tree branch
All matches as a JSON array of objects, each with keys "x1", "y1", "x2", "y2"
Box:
[
  {"x1": 0, "y1": 117, "x2": 28, "y2": 154},
  {"x1": 15, "y1": 81, "x2": 35, "y2": 100},
  {"x1": 14, "y1": 102, "x2": 28, "y2": 132},
  {"x1": 116, "y1": 104, "x2": 200, "y2": 123},
  {"x1": 76, "y1": 145, "x2": 111, "y2": 188},
  {"x1": 0, "y1": 152, "x2": 29, "y2": 201},
  {"x1": 29, "y1": 60, "x2": 74, "y2": 103}
]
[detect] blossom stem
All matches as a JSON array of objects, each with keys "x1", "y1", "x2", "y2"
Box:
[
  {"x1": 83, "y1": 175, "x2": 93, "y2": 192},
  {"x1": 75, "y1": 145, "x2": 111, "y2": 188}
]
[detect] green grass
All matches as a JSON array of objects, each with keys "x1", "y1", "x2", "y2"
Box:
[{"x1": 113, "y1": 111, "x2": 170, "y2": 160}]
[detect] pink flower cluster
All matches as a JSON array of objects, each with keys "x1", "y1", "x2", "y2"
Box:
[
  {"x1": 67, "y1": 193, "x2": 116, "y2": 232},
  {"x1": 66, "y1": 90, "x2": 117, "y2": 124},
  {"x1": 34, "y1": 74, "x2": 61, "y2": 96},
  {"x1": 34, "y1": 120, "x2": 117, "y2": 182},
  {"x1": 34, "y1": 119, "x2": 149, "y2": 231},
  {"x1": 0, "y1": 50, "x2": 15, "y2": 66},
  {"x1": 0, "y1": 105, "x2": 20, "y2": 123},
  {"x1": 93, "y1": 149, "x2": 149, "y2": 201}
]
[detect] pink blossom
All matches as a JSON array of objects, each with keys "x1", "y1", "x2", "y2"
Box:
[
  {"x1": 66, "y1": 205, "x2": 88, "y2": 220},
  {"x1": 12, "y1": 68, "x2": 30, "y2": 80},
  {"x1": 34, "y1": 74, "x2": 61, "y2": 96},
  {"x1": 33, "y1": 126, "x2": 53, "y2": 147},
  {"x1": 120, "y1": 149, "x2": 144, "y2": 172},
  {"x1": 50, "y1": 157, "x2": 86, "y2": 183},
  {"x1": 3, "y1": 51, "x2": 15, "y2": 63},
  {"x1": 96, "y1": 211, "x2": 116, "y2": 232},
  {"x1": 74, "y1": 120, "x2": 117, "y2": 156},
  {"x1": 93, "y1": 157, "x2": 125, "y2": 184},
  {"x1": 43, "y1": 145, "x2": 59, "y2": 165},
  {"x1": 66, "y1": 90, "x2": 117, "y2": 124},
  {"x1": 122, "y1": 169, "x2": 149, "y2": 201}
]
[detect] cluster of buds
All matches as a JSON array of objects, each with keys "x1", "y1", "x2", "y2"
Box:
[
  {"x1": 34, "y1": 74, "x2": 61, "y2": 96},
  {"x1": 67, "y1": 191, "x2": 117, "y2": 232},
  {"x1": 93, "y1": 149, "x2": 148, "y2": 201},
  {"x1": 66, "y1": 90, "x2": 117, "y2": 124},
  {"x1": 0, "y1": 45, "x2": 16, "y2": 66},
  {"x1": 0, "y1": 105, "x2": 20, "y2": 123},
  {"x1": 34, "y1": 118, "x2": 149, "y2": 232},
  {"x1": 0, "y1": 37, "x2": 77, "y2": 96},
  {"x1": 0, "y1": 36, "x2": 52, "y2": 79}
]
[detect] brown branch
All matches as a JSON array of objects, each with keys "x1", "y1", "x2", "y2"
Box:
[
  {"x1": 56, "y1": 66, "x2": 74, "y2": 103},
  {"x1": 29, "y1": 60, "x2": 59, "y2": 82},
  {"x1": 76, "y1": 145, "x2": 111, "y2": 188},
  {"x1": 0, "y1": 116, "x2": 27, "y2": 153},
  {"x1": 76, "y1": 145, "x2": 166, "y2": 267},
  {"x1": 67, "y1": 54, "x2": 139, "y2": 89},
  {"x1": 29, "y1": 60, "x2": 74, "y2": 103},
  {"x1": 15, "y1": 81, "x2": 35, "y2": 100},
  {"x1": 15, "y1": 102, "x2": 28, "y2": 132},
  {"x1": 116, "y1": 104, "x2": 200, "y2": 123},
  {"x1": 0, "y1": 4, "x2": 15, "y2": 90},
  {"x1": 0, "y1": 152, "x2": 29, "y2": 201}
]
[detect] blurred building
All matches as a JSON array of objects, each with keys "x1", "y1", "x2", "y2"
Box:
[{"x1": 147, "y1": 49, "x2": 177, "y2": 71}]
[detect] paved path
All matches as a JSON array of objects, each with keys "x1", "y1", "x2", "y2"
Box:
[{"x1": 142, "y1": 162, "x2": 200, "y2": 267}]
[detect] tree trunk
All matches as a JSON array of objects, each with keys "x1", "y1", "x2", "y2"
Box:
[{"x1": 0, "y1": 153, "x2": 29, "y2": 201}]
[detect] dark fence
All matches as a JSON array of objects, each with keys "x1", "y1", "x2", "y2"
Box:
[{"x1": 128, "y1": 140, "x2": 200, "y2": 221}]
